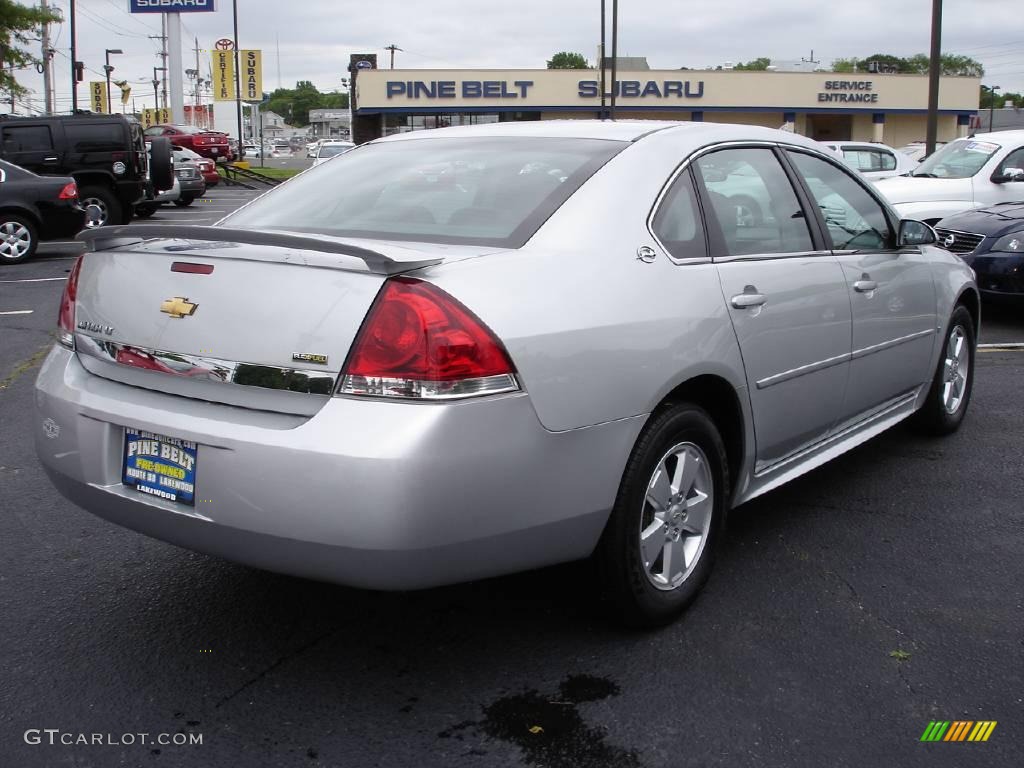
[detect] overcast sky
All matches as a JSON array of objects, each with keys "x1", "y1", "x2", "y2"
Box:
[{"x1": 15, "y1": 0, "x2": 1024, "y2": 115}]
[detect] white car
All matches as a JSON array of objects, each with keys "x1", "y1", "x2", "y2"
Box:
[
  {"x1": 875, "y1": 131, "x2": 1024, "y2": 223},
  {"x1": 243, "y1": 144, "x2": 262, "y2": 159},
  {"x1": 824, "y1": 142, "x2": 918, "y2": 180},
  {"x1": 313, "y1": 140, "x2": 355, "y2": 166}
]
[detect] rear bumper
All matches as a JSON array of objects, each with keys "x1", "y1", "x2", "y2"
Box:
[
  {"x1": 34, "y1": 347, "x2": 642, "y2": 590},
  {"x1": 176, "y1": 176, "x2": 205, "y2": 196},
  {"x1": 39, "y1": 206, "x2": 86, "y2": 240}
]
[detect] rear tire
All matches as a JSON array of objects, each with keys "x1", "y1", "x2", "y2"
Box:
[
  {"x1": 133, "y1": 204, "x2": 157, "y2": 219},
  {"x1": 79, "y1": 186, "x2": 122, "y2": 229},
  {"x1": 0, "y1": 213, "x2": 38, "y2": 264},
  {"x1": 173, "y1": 196, "x2": 195, "y2": 208},
  {"x1": 911, "y1": 304, "x2": 976, "y2": 435},
  {"x1": 597, "y1": 403, "x2": 729, "y2": 628}
]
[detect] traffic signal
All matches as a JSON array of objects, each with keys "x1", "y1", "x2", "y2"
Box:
[{"x1": 74, "y1": 61, "x2": 85, "y2": 83}]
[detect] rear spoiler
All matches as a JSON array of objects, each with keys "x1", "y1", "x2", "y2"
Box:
[{"x1": 77, "y1": 225, "x2": 444, "y2": 276}]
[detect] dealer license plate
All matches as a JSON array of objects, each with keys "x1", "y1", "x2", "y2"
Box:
[{"x1": 122, "y1": 428, "x2": 198, "y2": 506}]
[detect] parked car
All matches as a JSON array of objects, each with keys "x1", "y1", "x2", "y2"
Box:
[
  {"x1": 0, "y1": 113, "x2": 170, "y2": 227},
  {"x1": 37, "y1": 121, "x2": 978, "y2": 627},
  {"x1": 173, "y1": 145, "x2": 218, "y2": 187},
  {"x1": 875, "y1": 131, "x2": 1024, "y2": 223},
  {"x1": 0, "y1": 159, "x2": 86, "y2": 263},
  {"x1": 243, "y1": 144, "x2": 262, "y2": 159},
  {"x1": 313, "y1": 140, "x2": 354, "y2": 166},
  {"x1": 823, "y1": 141, "x2": 917, "y2": 180},
  {"x1": 171, "y1": 155, "x2": 206, "y2": 207},
  {"x1": 306, "y1": 139, "x2": 322, "y2": 158},
  {"x1": 898, "y1": 141, "x2": 946, "y2": 164},
  {"x1": 936, "y1": 201, "x2": 1024, "y2": 303},
  {"x1": 144, "y1": 124, "x2": 231, "y2": 162}
]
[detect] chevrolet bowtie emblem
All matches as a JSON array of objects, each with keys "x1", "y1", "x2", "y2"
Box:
[{"x1": 160, "y1": 297, "x2": 198, "y2": 318}]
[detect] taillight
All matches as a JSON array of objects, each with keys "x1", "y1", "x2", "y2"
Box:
[
  {"x1": 339, "y1": 277, "x2": 519, "y2": 400},
  {"x1": 57, "y1": 254, "x2": 84, "y2": 348},
  {"x1": 58, "y1": 182, "x2": 78, "y2": 200}
]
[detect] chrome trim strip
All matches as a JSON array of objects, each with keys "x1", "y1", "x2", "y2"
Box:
[
  {"x1": 74, "y1": 335, "x2": 336, "y2": 395},
  {"x1": 755, "y1": 351, "x2": 851, "y2": 390},
  {"x1": 851, "y1": 328, "x2": 934, "y2": 361},
  {"x1": 713, "y1": 249, "x2": 832, "y2": 264}
]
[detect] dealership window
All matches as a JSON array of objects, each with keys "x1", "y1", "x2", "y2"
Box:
[{"x1": 383, "y1": 113, "x2": 500, "y2": 136}]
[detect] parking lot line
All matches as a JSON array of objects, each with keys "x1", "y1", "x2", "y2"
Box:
[{"x1": 0, "y1": 310, "x2": 33, "y2": 315}]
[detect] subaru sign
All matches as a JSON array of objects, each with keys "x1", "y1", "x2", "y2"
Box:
[{"x1": 130, "y1": 0, "x2": 216, "y2": 12}]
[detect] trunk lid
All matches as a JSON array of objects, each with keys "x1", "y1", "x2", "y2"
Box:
[{"x1": 72, "y1": 227, "x2": 502, "y2": 415}]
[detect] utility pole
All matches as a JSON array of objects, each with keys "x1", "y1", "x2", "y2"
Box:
[
  {"x1": 40, "y1": 0, "x2": 54, "y2": 114},
  {"x1": 385, "y1": 44, "x2": 402, "y2": 69},
  {"x1": 801, "y1": 50, "x2": 820, "y2": 68},
  {"x1": 609, "y1": 0, "x2": 618, "y2": 119},
  {"x1": 925, "y1": 0, "x2": 942, "y2": 157},
  {"x1": 232, "y1": 0, "x2": 243, "y2": 146},
  {"x1": 599, "y1": 0, "x2": 606, "y2": 119},
  {"x1": 149, "y1": 21, "x2": 168, "y2": 110},
  {"x1": 69, "y1": 0, "x2": 78, "y2": 111}
]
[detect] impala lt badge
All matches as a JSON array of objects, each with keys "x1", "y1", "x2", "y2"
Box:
[
  {"x1": 76, "y1": 320, "x2": 114, "y2": 335},
  {"x1": 292, "y1": 353, "x2": 329, "y2": 365},
  {"x1": 160, "y1": 297, "x2": 198, "y2": 318}
]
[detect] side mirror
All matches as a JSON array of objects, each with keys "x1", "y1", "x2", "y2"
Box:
[
  {"x1": 992, "y1": 167, "x2": 1024, "y2": 183},
  {"x1": 898, "y1": 219, "x2": 937, "y2": 247}
]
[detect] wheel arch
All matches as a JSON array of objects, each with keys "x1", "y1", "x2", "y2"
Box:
[
  {"x1": 955, "y1": 286, "x2": 980, "y2": 337},
  {"x1": 649, "y1": 373, "x2": 746, "y2": 498},
  {"x1": 70, "y1": 170, "x2": 117, "y2": 189},
  {"x1": 0, "y1": 204, "x2": 41, "y2": 227}
]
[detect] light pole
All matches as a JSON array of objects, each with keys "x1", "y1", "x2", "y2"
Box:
[
  {"x1": 104, "y1": 49, "x2": 122, "y2": 114},
  {"x1": 988, "y1": 85, "x2": 1000, "y2": 133},
  {"x1": 153, "y1": 66, "x2": 167, "y2": 112}
]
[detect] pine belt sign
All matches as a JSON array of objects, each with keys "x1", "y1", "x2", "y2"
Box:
[
  {"x1": 129, "y1": 0, "x2": 216, "y2": 12},
  {"x1": 211, "y1": 49, "x2": 262, "y2": 102}
]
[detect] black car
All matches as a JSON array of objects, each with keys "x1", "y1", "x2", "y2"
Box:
[
  {"x1": 0, "y1": 159, "x2": 86, "y2": 264},
  {"x1": 0, "y1": 113, "x2": 172, "y2": 227},
  {"x1": 936, "y1": 202, "x2": 1024, "y2": 302}
]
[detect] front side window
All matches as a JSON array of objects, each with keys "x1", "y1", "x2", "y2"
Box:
[
  {"x1": 225, "y1": 137, "x2": 626, "y2": 247},
  {"x1": 996, "y1": 147, "x2": 1024, "y2": 176},
  {"x1": 651, "y1": 168, "x2": 707, "y2": 260},
  {"x1": 1, "y1": 125, "x2": 53, "y2": 152},
  {"x1": 912, "y1": 139, "x2": 1000, "y2": 179},
  {"x1": 695, "y1": 147, "x2": 813, "y2": 256},
  {"x1": 788, "y1": 151, "x2": 893, "y2": 251}
]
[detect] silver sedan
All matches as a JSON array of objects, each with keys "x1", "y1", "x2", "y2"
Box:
[{"x1": 35, "y1": 120, "x2": 977, "y2": 626}]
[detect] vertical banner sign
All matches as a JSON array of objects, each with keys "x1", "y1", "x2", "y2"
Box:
[
  {"x1": 141, "y1": 108, "x2": 171, "y2": 129},
  {"x1": 212, "y1": 50, "x2": 236, "y2": 101},
  {"x1": 141, "y1": 108, "x2": 156, "y2": 129},
  {"x1": 241, "y1": 50, "x2": 262, "y2": 102},
  {"x1": 89, "y1": 81, "x2": 107, "y2": 113}
]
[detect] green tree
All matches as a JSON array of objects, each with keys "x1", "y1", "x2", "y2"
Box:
[
  {"x1": 547, "y1": 51, "x2": 589, "y2": 69},
  {"x1": 261, "y1": 81, "x2": 348, "y2": 127},
  {"x1": 0, "y1": 0, "x2": 61, "y2": 97},
  {"x1": 831, "y1": 58, "x2": 861, "y2": 73},
  {"x1": 734, "y1": 57, "x2": 771, "y2": 71},
  {"x1": 982, "y1": 85, "x2": 1023, "y2": 109}
]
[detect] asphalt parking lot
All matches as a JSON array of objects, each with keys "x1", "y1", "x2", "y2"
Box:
[{"x1": 1, "y1": 202, "x2": 1021, "y2": 767}]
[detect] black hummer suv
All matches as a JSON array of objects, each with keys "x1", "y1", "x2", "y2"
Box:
[{"x1": 0, "y1": 113, "x2": 172, "y2": 227}]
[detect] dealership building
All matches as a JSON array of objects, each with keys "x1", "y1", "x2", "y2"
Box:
[{"x1": 351, "y1": 68, "x2": 981, "y2": 146}]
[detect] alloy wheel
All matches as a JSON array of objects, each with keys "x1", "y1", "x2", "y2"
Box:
[
  {"x1": 639, "y1": 441, "x2": 714, "y2": 590},
  {"x1": 0, "y1": 221, "x2": 32, "y2": 261},
  {"x1": 81, "y1": 197, "x2": 109, "y2": 228},
  {"x1": 942, "y1": 325, "x2": 970, "y2": 414}
]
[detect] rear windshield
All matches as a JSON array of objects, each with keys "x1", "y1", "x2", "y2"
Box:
[
  {"x1": 224, "y1": 136, "x2": 626, "y2": 247},
  {"x1": 317, "y1": 144, "x2": 351, "y2": 158},
  {"x1": 911, "y1": 139, "x2": 999, "y2": 179}
]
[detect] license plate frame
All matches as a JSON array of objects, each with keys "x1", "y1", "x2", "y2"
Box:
[{"x1": 122, "y1": 428, "x2": 198, "y2": 506}]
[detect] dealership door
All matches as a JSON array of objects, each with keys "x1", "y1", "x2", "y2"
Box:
[{"x1": 807, "y1": 114, "x2": 853, "y2": 142}]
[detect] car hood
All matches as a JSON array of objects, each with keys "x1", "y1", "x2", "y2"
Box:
[
  {"x1": 938, "y1": 201, "x2": 1024, "y2": 236},
  {"x1": 873, "y1": 175, "x2": 973, "y2": 205}
]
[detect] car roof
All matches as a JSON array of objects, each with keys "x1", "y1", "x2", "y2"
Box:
[
  {"x1": 963, "y1": 130, "x2": 1024, "y2": 143},
  {"x1": 373, "y1": 119, "x2": 831, "y2": 154}
]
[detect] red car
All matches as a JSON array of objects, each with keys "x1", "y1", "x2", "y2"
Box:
[{"x1": 144, "y1": 124, "x2": 231, "y2": 161}]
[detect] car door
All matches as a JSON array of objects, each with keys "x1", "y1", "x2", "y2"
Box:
[
  {"x1": 695, "y1": 146, "x2": 853, "y2": 471},
  {"x1": 785, "y1": 149, "x2": 937, "y2": 427},
  {"x1": 0, "y1": 123, "x2": 60, "y2": 175}
]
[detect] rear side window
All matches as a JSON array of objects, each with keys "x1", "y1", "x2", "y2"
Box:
[
  {"x1": 695, "y1": 147, "x2": 813, "y2": 256},
  {"x1": 64, "y1": 123, "x2": 124, "y2": 153},
  {"x1": 225, "y1": 137, "x2": 626, "y2": 248},
  {"x1": 2, "y1": 125, "x2": 53, "y2": 152},
  {"x1": 787, "y1": 151, "x2": 893, "y2": 250},
  {"x1": 842, "y1": 148, "x2": 896, "y2": 172},
  {"x1": 651, "y1": 169, "x2": 707, "y2": 260}
]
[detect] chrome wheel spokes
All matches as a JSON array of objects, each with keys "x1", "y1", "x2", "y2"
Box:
[
  {"x1": 0, "y1": 221, "x2": 32, "y2": 260},
  {"x1": 942, "y1": 325, "x2": 969, "y2": 414},
  {"x1": 639, "y1": 442, "x2": 713, "y2": 590}
]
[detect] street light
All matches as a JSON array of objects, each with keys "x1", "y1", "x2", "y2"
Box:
[
  {"x1": 104, "y1": 49, "x2": 123, "y2": 114},
  {"x1": 153, "y1": 66, "x2": 167, "y2": 112},
  {"x1": 988, "y1": 85, "x2": 1000, "y2": 133}
]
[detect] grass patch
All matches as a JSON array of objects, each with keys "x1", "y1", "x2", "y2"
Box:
[
  {"x1": 889, "y1": 649, "x2": 912, "y2": 662},
  {"x1": 231, "y1": 167, "x2": 303, "y2": 180}
]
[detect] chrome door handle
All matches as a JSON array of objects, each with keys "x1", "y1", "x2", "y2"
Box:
[
  {"x1": 853, "y1": 280, "x2": 878, "y2": 293},
  {"x1": 730, "y1": 292, "x2": 767, "y2": 309},
  {"x1": 42, "y1": 156, "x2": 58, "y2": 163}
]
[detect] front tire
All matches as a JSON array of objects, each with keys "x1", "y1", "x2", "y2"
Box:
[
  {"x1": 0, "y1": 213, "x2": 38, "y2": 264},
  {"x1": 911, "y1": 304, "x2": 976, "y2": 435},
  {"x1": 597, "y1": 404, "x2": 729, "y2": 628}
]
